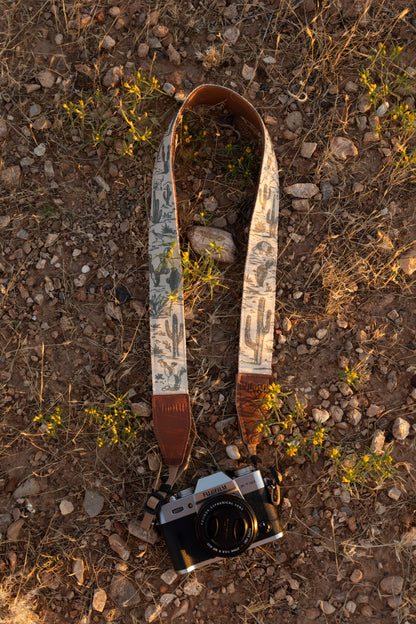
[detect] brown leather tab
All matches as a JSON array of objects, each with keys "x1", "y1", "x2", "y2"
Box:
[
  {"x1": 236, "y1": 373, "x2": 273, "y2": 448},
  {"x1": 153, "y1": 394, "x2": 192, "y2": 466}
]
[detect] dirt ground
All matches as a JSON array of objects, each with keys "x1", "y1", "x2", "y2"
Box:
[{"x1": 1, "y1": 0, "x2": 416, "y2": 623}]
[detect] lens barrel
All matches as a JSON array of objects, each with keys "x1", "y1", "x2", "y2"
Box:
[{"x1": 196, "y1": 494, "x2": 257, "y2": 557}]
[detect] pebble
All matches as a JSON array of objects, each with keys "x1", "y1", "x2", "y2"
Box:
[
  {"x1": 103, "y1": 66, "x2": 122, "y2": 87},
  {"x1": 242, "y1": 64, "x2": 255, "y2": 81},
  {"x1": 282, "y1": 317, "x2": 292, "y2": 332},
  {"x1": 348, "y1": 408, "x2": 362, "y2": 426},
  {"x1": 109, "y1": 6, "x2": 121, "y2": 17},
  {"x1": 330, "y1": 136, "x2": 358, "y2": 160},
  {"x1": 160, "y1": 569, "x2": 178, "y2": 585},
  {"x1": 59, "y1": 500, "x2": 74, "y2": 515},
  {"x1": 312, "y1": 408, "x2": 330, "y2": 424},
  {"x1": 138, "y1": 43, "x2": 149, "y2": 58},
  {"x1": 131, "y1": 401, "x2": 151, "y2": 417},
  {"x1": 110, "y1": 575, "x2": 140, "y2": 607},
  {"x1": 284, "y1": 183, "x2": 319, "y2": 198},
  {"x1": 380, "y1": 575, "x2": 403, "y2": 595},
  {"x1": 102, "y1": 35, "x2": 116, "y2": 50},
  {"x1": 160, "y1": 593, "x2": 176, "y2": 607},
  {"x1": 226, "y1": 444, "x2": 241, "y2": 460},
  {"x1": 13, "y1": 477, "x2": 41, "y2": 499},
  {"x1": 168, "y1": 44, "x2": 181, "y2": 65},
  {"x1": 367, "y1": 404, "x2": 384, "y2": 418},
  {"x1": 304, "y1": 607, "x2": 321, "y2": 619},
  {"x1": 376, "y1": 101, "x2": 389, "y2": 116},
  {"x1": 29, "y1": 103, "x2": 41, "y2": 117},
  {"x1": 0, "y1": 513, "x2": 12, "y2": 532},
  {"x1": 187, "y1": 226, "x2": 236, "y2": 263},
  {"x1": 292, "y1": 199, "x2": 309, "y2": 212},
  {"x1": 387, "y1": 486, "x2": 401, "y2": 501},
  {"x1": 399, "y1": 246, "x2": 416, "y2": 276},
  {"x1": 81, "y1": 264, "x2": 90, "y2": 274},
  {"x1": 0, "y1": 118, "x2": 8, "y2": 137},
  {"x1": 285, "y1": 111, "x2": 303, "y2": 132},
  {"x1": 386, "y1": 370, "x2": 397, "y2": 392},
  {"x1": 153, "y1": 24, "x2": 169, "y2": 38},
  {"x1": 44, "y1": 160, "x2": 54, "y2": 177},
  {"x1": 350, "y1": 569, "x2": 363, "y2": 583},
  {"x1": 7, "y1": 519, "x2": 25, "y2": 541},
  {"x1": 34, "y1": 143, "x2": 46, "y2": 157},
  {"x1": 83, "y1": 490, "x2": 105, "y2": 517},
  {"x1": 401, "y1": 527, "x2": 416, "y2": 547},
  {"x1": 223, "y1": 25, "x2": 240, "y2": 44},
  {"x1": 300, "y1": 142, "x2": 317, "y2": 158},
  {"x1": 93, "y1": 588, "x2": 107, "y2": 612},
  {"x1": 316, "y1": 328, "x2": 327, "y2": 340},
  {"x1": 297, "y1": 344, "x2": 308, "y2": 355},
  {"x1": 1, "y1": 165, "x2": 21, "y2": 188},
  {"x1": 109, "y1": 534, "x2": 130, "y2": 560},
  {"x1": 392, "y1": 417, "x2": 410, "y2": 440},
  {"x1": 320, "y1": 600, "x2": 336, "y2": 615},
  {"x1": 72, "y1": 558, "x2": 85, "y2": 584},
  {"x1": 263, "y1": 55, "x2": 276, "y2": 64},
  {"x1": 320, "y1": 181, "x2": 334, "y2": 200},
  {"x1": 345, "y1": 600, "x2": 356, "y2": 614},
  {"x1": 55, "y1": 33, "x2": 63, "y2": 45},
  {"x1": 371, "y1": 430, "x2": 385, "y2": 453},
  {"x1": 162, "y1": 82, "x2": 175, "y2": 96},
  {"x1": 38, "y1": 69, "x2": 55, "y2": 88},
  {"x1": 345, "y1": 80, "x2": 359, "y2": 93},
  {"x1": 183, "y1": 579, "x2": 204, "y2": 596}
]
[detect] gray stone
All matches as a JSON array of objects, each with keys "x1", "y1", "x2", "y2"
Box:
[
  {"x1": 320, "y1": 181, "x2": 334, "y2": 200},
  {"x1": 72, "y1": 558, "x2": 85, "y2": 584},
  {"x1": 312, "y1": 408, "x2": 330, "y2": 424},
  {"x1": 0, "y1": 118, "x2": 8, "y2": 138},
  {"x1": 223, "y1": 26, "x2": 240, "y2": 44},
  {"x1": 34, "y1": 143, "x2": 46, "y2": 157},
  {"x1": 59, "y1": 500, "x2": 74, "y2": 515},
  {"x1": 38, "y1": 69, "x2": 55, "y2": 88},
  {"x1": 320, "y1": 600, "x2": 336, "y2": 615},
  {"x1": 386, "y1": 370, "x2": 397, "y2": 392},
  {"x1": 0, "y1": 215, "x2": 11, "y2": 228},
  {"x1": 367, "y1": 404, "x2": 384, "y2": 418},
  {"x1": 387, "y1": 486, "x2": 401, "y2": 501},
  {"x1": 392, "y1": 417, "x2": 410, "y2": 441},
  {"x1": 167, "y1": 44, "x2": 181, "y2": 65},
  {"x1": 292, "y1": 199, "x2": 309, "y2": 211},
  {"x1": 284, "y1": 183, "x2": 319, "y2": 198},
  {"x1": 376, "y1": 101, "x2": 389, "y2": 116},
  {"x1": 226, "y1": 445, "x2": 241, "y2": 460},
  {"x1": 131, "y1": 401, "x2": 151, "y2": 417},
  {"x1": 330, "y1": 136, "x2": 358, "y2": 160},
  {"x1": 380, "y1": 575, "x2": 404, "y2": 595},
  {"x1": 285, "y1": 111, "x2": 303, "y2": 132},
  {"x1": 183, "y1": 578, "x2": 204, "y2": 596},
  {"x1": 371, "y1": 430, "x2": 385, "y2": 453},
  {"x1": 101, "y1": 35, "x2": 116, "y2": 50},
  {"x1": 145, "y1": 604, "x2": 162, "y2": 623},
  {"x1": 13, "y1": 477, "x2": 41, "y2": 499},
  {"x1": 83, "y1": 490, "x2": 105, "y2": 517},
  {"x1": 103, "y1": 66, "x2": 122, "y2": 87},
  {"x1": 399, "y1": 246, "x2": 416, "y2": 276},
  {"x1": 0, "y1": 512, "x2": 12, "y2": 531},
  {"x1": 162, "y1": 82, "x2": 175, "y2": 96},
  {"x1": 348, "y1": 408, "x2": 362, "y2": 426},
  {"x1": 109, "y1": 534, "x2": 130, "y2": 560},
  {"x1": 110, "y1": 575, "x2": 140, "y2": 607},
  {"x1": 138, "y1": 43, "x2": 149, "y2": 58},
  {"x1": 160, "y1": 569, "x2": 178, "y2": 585},
  {"x1": 7, "y1": 519, "x2": 25, "y2": 541},
  {"x1": 187, "y1": 226, "x2": 236, "y2": 263},
  {"x1": 29, "y1": 103, "x2": 41, "y2": 117},
  {"x1": 242, "y1": 64, "x2": 255, "y2": 81},
  {"x1": 300, "y1": 142, "x2": 317, "y2": 158}
]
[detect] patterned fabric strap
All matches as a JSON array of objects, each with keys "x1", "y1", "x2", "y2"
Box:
[{"x1": 149, "y1": 84, "x2": 279, "y2": 465}]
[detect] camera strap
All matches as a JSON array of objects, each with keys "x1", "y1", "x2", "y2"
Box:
[{"x1": 138, "y1": 85, "x2": 279, "y2": 542}]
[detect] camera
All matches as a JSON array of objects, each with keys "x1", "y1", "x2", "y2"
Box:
[{"x1": 158, "y1": 466, "x2": 283, "y2": 574}]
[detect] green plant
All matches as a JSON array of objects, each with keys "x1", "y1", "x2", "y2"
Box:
[
  {"x1": 85, "y1": 393, "x2": 141, "y2": 447},
  {"x1": 62, "y1": 69, "x2": 163, "y2": 158},
  {"x1": 33, "y1": 407, "x2": 65, "y2": 439},
  {"x1": 359, "y1": 43, "x2": 416, "y2": 180},
  {"x1": 328, "y1": 446, "x2": 395, "y2": 496},
  {"x1": 338, "y1": 362, "x2": 369, "y2": 388}
]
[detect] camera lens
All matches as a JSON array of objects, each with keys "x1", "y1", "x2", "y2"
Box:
[{"x1": 196, "y1": 495, "x2": 257, "y2": 557}]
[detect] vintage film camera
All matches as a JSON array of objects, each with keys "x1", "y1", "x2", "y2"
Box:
[{"x1": 158, "y1": 466, "x2": 283, "y2": 574}]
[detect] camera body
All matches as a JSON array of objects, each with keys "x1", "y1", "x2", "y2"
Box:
[{"x1": 158, "y1": 466, "x2": 283, "y2": 574}]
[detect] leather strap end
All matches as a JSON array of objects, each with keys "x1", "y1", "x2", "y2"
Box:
[
  {"x1": 153, "y1": 394, "x2": 192, "y2": 466},
  {"x1": 236, "y1": 373, "x2": 273, "y2": 448}
]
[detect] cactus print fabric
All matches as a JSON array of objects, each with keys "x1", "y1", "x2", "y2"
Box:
[{"x1": 149, "y1": 85, "x2": 279, "y2": 395}]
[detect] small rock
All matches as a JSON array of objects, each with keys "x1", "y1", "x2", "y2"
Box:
[
  {"x1": 38, "y1": 69, "x2": 55, "y2": 88},
  {"x1": 286, "y1": 111, "x2": 303, "y2": 132},
  {"x1": 387, "y1": 486, "x2": 401, "y2": 501},
  {"x1": 330, "y1": 405, "x2": 344, "y2": 422},
  {"x1": 162, "y1": 82, "x2": 175, "y2": 96},
  {"x1": 0, "y1": 118, "x2": 8, "y2": 137},
  {"x1": 13, "y1": 477, "x2": 41, "y2": 499},
  {"x1": 109, "y1": 534, "x2": 130, "y2": 561},
  {"x1": 147, "y1": 452, "x2": 160, "y2": 472},
  {"x1": 380, "y1": 575, "x2": 404, "y2": 595},
  {"x1": 284, "y1": 183, "x2": 319, "y2": 198},
  {"x1": 72, "y1": 558, "x2": 85, "y2": 584},
  {"x1": 183, "y1": 579, "x2": 204, "y2": 596},
  {"x1": 44, "y1": 160, "x2": 54, "y2": 177},
  {"x1": 148, "y1": 36, "x2": 162, "y2": 49},
  {"x1": 226, "y1": 445, "x2": 241, "y2": 460},
  {"x1": 297, "y1": 344, "x2": 308, "y2": 355},
  {"x1": 399, "y1": 246, "x2": 416, "y2": 276},
  {"x1": 242, "y1": 64, "x2": 255, "y2": 81},
  {"x1": 160, "y1": 593, "x2": 176, "y2": 607},
  {"x1": 55, "y1": 33, "x2": 63, "y2": 45},
  {"x1": 316, "y1": 328, "x2": 327, "y2": 340},
  {"x1": 358, "y1": 95, "x2": 371, "y2": 113},
  {"x1": 345, "y1": 81, "x2": 359, "y2": 93},
  {"x1": 376, "y1": 101, "x2": 389, "y2": 116},
  {"x1": 292, "y1": 199, "x2": 310, "y2": 212},
  {"x1": 168, "y1": 44, "x2": 181, "y2": 65},
  {"x1": 282, "y1": 317, "x2": 292, "y2": 332},
  {"x1": 263, "y1": 55, "x2": 276, "y2": 64},
  {"x1": 371, "y1": 430, "x2": 385, "y2": 453},
  {"x1": 109, "y1": 6, "x2": 121, "y2": 17},
  {"x1": 81, "y1": 265, "x2": 90, "y2": 274},
  {"x1": 363, "y1": 132, "x2": 379, "y2": 143},
  {"x1": 203, "y1": 195, "x2": 218, "y2": 212},
  {"x1": 147, "y1": 10, "x2": 159, "y2": 26},
  {"x1": 138, "y1": 43, "x2": 149, "y2": 58},
  {"x1": 367, "y1": 404, "x2": 384, "y2": 418},
  {"x1": 345, "y1": 600, "x2": 356, "y2": 614},
  {"x1": 110, "y1": 575, "x2": 140, "y2": 607},
  {"x1": 34, "y1": 143, "x2": 46, "y2": 157},
  {"x1": 348, "y1": 408, "x2": 362, "y2": 426},
  {"x1": 29, "y1": 103, "x2": 41, "y2": 117},
  {"x1": 304, "y1": 607, "x2": 321, "y2": 620},
  {"x1": 59, "y1": 500, "x2": 74, "y2": 515},
  {"x1": 312, "y1": 408, "x2": 330, "y2": 424},
  {"x1": 160, "y1": 569, "x2": 178, "y2": 585},
  {"x1": 1, "y1": 165, "x2": 21, "y2": 188},
  {"x1": 392, "y1": 417, "x2": 410, "y2": 441},
  {"x1": 93, "y1": 588, "x2": 107, "y2": 612},
  {"x1": 102, "y1": 35, "x2": 116, "y2": 50},
  {"x1": 0, "y1": 513, "x2": 12, "y2": 532},
  {"x1": 320, "y1": 600, "x2": 336, "y2": 615},
  {"x1": 83, "y1": 490, "x2": 105, "y2": 517},
  {"x1": 223, "y1": 26, "x2": 240, "y2": 44},
  {"x1": 103, "y1": 66, "x2": 122, "y2": 87},
  {"x1": 330, "y1": 136, "x2": 358, "y2": 160},
  {"x1": 320, "y1": 181, "x2": 334, "y2": 200},
  {"x1": 131, "y1": 401, "x2": 151, "y2": 417},
  {"x1": 401, "y1": 527, "x2": 416, "y2": 547},
  {"x1": 350, "y1": 569, "x2": 363, "y2": 583},
  {"x1": 153, "y1": 24, "x2": 169, "y2": 38},
  {"x1": 300, "y1": 142, "x2": 317, "y2": 158},
  {"x1": 6, "y1": 519, "x2": 25, "y2": 542},
  {"x1": 187, "y1": 226, "x2": 236, "y2": 263}
]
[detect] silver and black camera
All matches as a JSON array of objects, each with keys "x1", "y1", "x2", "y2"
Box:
[{"x1": 158, "y1": 466, "x2": 283, "y2": 574}]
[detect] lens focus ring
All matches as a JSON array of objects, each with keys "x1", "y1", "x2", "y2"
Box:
[{"x1": 196, "y1": 494, "x2": 257, "y2": 557}]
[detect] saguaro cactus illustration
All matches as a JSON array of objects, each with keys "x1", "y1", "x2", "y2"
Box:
[
  {"x1": 244, "y1": 298, "x2": 271, "y2": 365},
  {"x1": 160, "y1": 144, "x2": 171, "y2": 174},
  {"x1": 165, "y1": 313, "x2": 184, "y2": 358},
  {"x1": 258, "y1": 184, "x2": 271, "y2": 207},
  {"x1": 266, "y1": 194, "x2": 279, "y2": 237},
  {"x1": 151, "y1": 194, "x2": 164, "y2": 224},
  {"x1": 163, "y1": 183, "x2": 172, "y2": 206}
]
